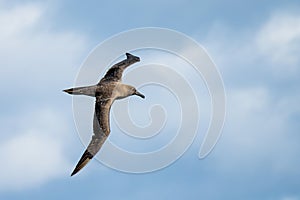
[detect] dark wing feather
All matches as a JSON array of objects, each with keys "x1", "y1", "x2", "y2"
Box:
[
  {"x1": 99, "y1": 53, "x2": 140, "y2": 83},
  {"x1": 71, "y1": 98, "x2": 113, "y2": 176},
  {"x1": 101, "y1": 65, "x2": 125, "y2": 82}
]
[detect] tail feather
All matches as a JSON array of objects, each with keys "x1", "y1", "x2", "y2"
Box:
[
  {"x1": 63, "y1": 88, "x2": 75, "y2": 94},
  {"x1": 71, "y1": 150, "x2": 94, "y2": 176},
  {"x1": 63, "y1": 86, "x2": 96, "y2": 97}
]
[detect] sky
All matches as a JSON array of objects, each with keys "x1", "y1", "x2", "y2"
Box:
[{"x1": 0, "y1": 0, "x2": 300, "y2": 199}]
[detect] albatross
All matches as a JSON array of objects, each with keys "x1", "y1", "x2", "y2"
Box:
[{"x1": 63, "y1": 53, "x2": 145, "y2": 176}]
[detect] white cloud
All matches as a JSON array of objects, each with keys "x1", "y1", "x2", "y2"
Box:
[
  {"x1": 201, "y1": 11, "x2": 300, "y2": 160},
  {"x1": 0, "y1": 1, "x2": 87, "y2": 191},
  {"x1": 0, "y1": 2, "x2": 88, "y2": 89},
  {"x1": 203, "y1": 11, "x2": 300, "y2": 80},
  {"x1": 195, "y1": 11, "x2": 300, "y2": 163},
  {"x1": 256, "y1": 12, "x2": 300, "y2": 67},
  {"x1": 0, "y1": 108, "x2": 72, "y2": 191},
  {"x1": 0, "y1": 3, "x2": 42, "y2": 38},
  {"x1": 228, "y1": 87, "x2": 269, "y2": 121},
  {"x1": 198, "y1": 12, "x2": 300, "y2": 198},
  {"x1": 211, "y1": 85, "x2": 300, "y2": 179}
]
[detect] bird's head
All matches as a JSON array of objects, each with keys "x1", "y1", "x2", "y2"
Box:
[{"x1": 130, "y1": 86, "x2": 145, "y2": 99}]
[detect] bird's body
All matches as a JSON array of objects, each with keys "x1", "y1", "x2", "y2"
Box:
[{"x1": 64, "y1": 53, "x2": 145, "y2": 176}]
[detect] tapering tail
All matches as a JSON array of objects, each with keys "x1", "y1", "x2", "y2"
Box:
[
  {"x1": 71, "y1": 150, "x2": 94, "y2": 176},
  {"x1": 63, "y1": 88, "x2": 75, "y2": 94},
  {"x1": 63, "y1": 85, "x2": 96, "y2": 97}
]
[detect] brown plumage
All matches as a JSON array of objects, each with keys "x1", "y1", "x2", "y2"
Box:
[{"x1": 64, "y1": 53, "x2": 145, "y2": 176}]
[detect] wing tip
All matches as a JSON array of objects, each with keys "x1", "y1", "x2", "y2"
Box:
[
  {"x1": 70, "y1": 170, "x2": 76, "y2": 177},
  {"x1": 70, "y1": 150, "x2": 93, "y2": 177},
  {"x1": 70, "y1": 166, "x2": 83, "y2": 176}
]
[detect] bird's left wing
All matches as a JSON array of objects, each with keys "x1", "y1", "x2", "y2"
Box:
[
  {"x1": 99, "y1": 53, "x2": 140, "y2": 83},
  {"x1": 71, "y1": 98, "x2": 113, "y2": 176}
]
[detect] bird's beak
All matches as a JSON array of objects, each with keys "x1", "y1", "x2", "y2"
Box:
[{"x1": 134, "y1": 91, "x2": 145, "y2": 99}]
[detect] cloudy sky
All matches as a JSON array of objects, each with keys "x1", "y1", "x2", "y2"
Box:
[{"x1": 0, "y1": 0, "x2": 300, "y2": 199}]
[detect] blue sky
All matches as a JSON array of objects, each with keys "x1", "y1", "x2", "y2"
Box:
[{"x1": 0, "y1": 0, "x2": 300, "y2": 199}]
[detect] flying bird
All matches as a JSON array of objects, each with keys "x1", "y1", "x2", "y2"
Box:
[{"x1": 64, "y1": 53, "x2": 145, "y2": 176}]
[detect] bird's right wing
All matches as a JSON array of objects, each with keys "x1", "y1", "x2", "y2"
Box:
[{"x1": 71, "y1": 98, "x2": 113, "y2": 176}]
